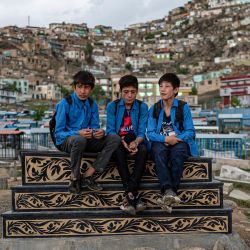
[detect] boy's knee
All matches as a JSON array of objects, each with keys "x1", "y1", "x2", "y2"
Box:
[
  {"x1": 107, "y1": 134, "x2": 121, "y2": 144},
  {"x1": 139, "y1": 144, "x2": 148, "y2": 155},
  {"x1": 73, "y1": 136, "x2": 87, "y2": 147},
  {"x1": 151, "y1": 142, "x2": 162, "y2": 153}
]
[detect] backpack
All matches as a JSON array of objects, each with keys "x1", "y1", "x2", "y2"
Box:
[
  {"x1": 49, "y1": 95, "x2": 93, "y2": 150},
  {"x1": 153, "y1": 99, "x2": 186, "y2": 132}
]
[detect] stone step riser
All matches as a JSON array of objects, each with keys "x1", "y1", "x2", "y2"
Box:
[
  {"x1": 12, "y1": 185, "x2": 223, "y2": 211},
  {"x1": 21, "y1": 154, "x2": 212, "y2": 185},
  {"x1": 2, "y1": 209, "x2": 232, "y2": 237}
]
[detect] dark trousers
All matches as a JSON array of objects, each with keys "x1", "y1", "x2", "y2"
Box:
[
  {"x1": 151, "y1": 142, "x2": 190, "y2": 193},
  {"x1": 113, "y1": 143, "x2": 147, "y2": 196},
  {"x1": 58, "y1": 134, "x2": 121, "y2": 179}
]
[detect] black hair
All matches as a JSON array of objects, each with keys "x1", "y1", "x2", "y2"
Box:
[
  {"x1": 158, "y1": 73, "x2": 180, "y2": 97},
  {"x1": 72, "y1": 71, "x2": 95, "y2": 89},
  {"x1": 119, "y1": 75, "x2": 138, "y2": 90}
]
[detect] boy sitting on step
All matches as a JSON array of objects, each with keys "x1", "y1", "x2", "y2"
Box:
[
  {"x1": 54, "y1": 71, "x2": 120, "y2": 193},
  {"x1": 106, "y1": 75, "x2": 148, "y2": 215},
  {"x1": 147, "y1": 73, "x2": 198, "y2": 212}
]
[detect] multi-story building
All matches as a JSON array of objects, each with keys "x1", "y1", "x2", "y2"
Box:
[
  {"x1": 64, "y1": 47, "x2": 85, "y2": 61},
  {"x1": 1, "y1": 78, "x2": 29, "y2": 94},
  {"x1": 33, "y1": 83, "x2": 61, "y2": 100},
  {"x1": 49, "y1": 22, "x2": 88, "y2": 37},
  {"x1": 95, "y1": 77, "x2": 112, "y2": 100},
  {"x1": 208, "y1": 0, "x2": 249, "y2": 9},
  {"x1": 197, "y1": 78, "x2": 221, "y2": 95},
  {"x1": 220, "y1": 75, "x2": 250, "y2": 106},
  {"x1": 0, "y1": 82, "x2": 17, "y2": 104}
]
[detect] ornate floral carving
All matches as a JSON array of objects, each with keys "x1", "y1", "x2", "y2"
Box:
[
  {"x1": 15, "y1": 189, "x2": 220, "y2": 210},
  {"x1": 6, "y1": 216, "x2": 229, "y2": 237},
  {"x1": 24, "y1": 156, "x2": 209, "y2": 184}
]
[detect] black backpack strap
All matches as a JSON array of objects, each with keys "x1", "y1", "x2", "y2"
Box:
[
  {"x1": 175, "y1": 100, "x2": 186, "y2": 132},
  {"x1": 137, "y1": 99, "x2": 142, "y2": 121},
  {"x1": 153, "y1": 100, "x2": 161, "y2": 123},
  {"x1": 88, "y1": 97, "x2": 94, "y2": 106},
  {"x1": 114, "y1": 99, "x2": 120, "y2": 116},
  {"x1": 64, "y1": 95, "x2": 72, "y2": 105}
]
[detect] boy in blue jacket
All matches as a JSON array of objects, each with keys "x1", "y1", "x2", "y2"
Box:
[
  {"x1": 55, "y1": 71, "x2": 120, "y2": 193},
  {"x1": 106, "y1": 75, "x2": 148, "y2": 215},
  {"x1": 147, "y1": 73, "x2": 198, "y2": 212}
]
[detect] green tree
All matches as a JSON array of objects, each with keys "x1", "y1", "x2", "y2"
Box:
[
  {"x1": 125, "y1": 62, "x2": 133, "y2": 72},
  {"x1": 84, "y1": 42, "x2": 94, "y2": 64},
  {"x1": 32, "y1": 105, "x2": 48, "y2": 121},
  {"x1": 231, "y1": 96, "x2": 241, "y2": 107},
  {"x1": 176, "y1": 66, "x2": 189, "y2": 75},
  {"x1": 91, "y1": 85, "x2": 105, "y2": 103},
  {"x1": 190, "y1": 86, "x2": 197, "y2": 95},
  {"x1": 145, "y1": 33, "x2": 154, "y2": 40},
  {"x1": 4, "y1": 83, "x2": 21, "y2": 93},
  {"x1": 57, "y1": 84, "x2": 71, "y2": 97}
]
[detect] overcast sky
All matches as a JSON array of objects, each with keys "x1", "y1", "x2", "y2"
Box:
[{"x1": 0, "y1": 0, "x2": 188, "y2": 29}]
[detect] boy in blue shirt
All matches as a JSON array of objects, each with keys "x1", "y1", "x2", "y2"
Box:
[
  {"x1": 147, "y1": 73, "x2": 198, "y2": 212},
  {"x1": 55, "y1": 71, "x2": 120, "y2": 193},
  {"x1": 106, "y1": 75, "x2": 148, "y2": 215}
]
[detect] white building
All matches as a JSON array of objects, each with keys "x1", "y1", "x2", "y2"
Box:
[
  {"x1": 125, "y1": 57, "x2": 150, "y2": 70},
  {"x1": 33, "y1": 83, "x2": 61, "y2": 100},
  {"x1": 64, "y1": 48, "x2": 85, "y2": 61}
]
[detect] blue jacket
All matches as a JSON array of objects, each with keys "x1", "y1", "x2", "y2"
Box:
[
  {"x1": 106, "y1": 99, "x2": 148, "y2": 139},
  {"x1": 147, "y1": 99, "x2": 198, "y2": 156},
  {"x1": 55, "y1": 92, "x2": 100, "y2": 145}
]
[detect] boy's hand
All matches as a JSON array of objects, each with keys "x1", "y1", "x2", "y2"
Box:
[
  {"x1": 93, "y1": 129, "x2": 104, "y2": 139},
  {"x1": 79, "y1": 128, "x2": 92, "y2": 138},
  {"x1": 165, "y1": 135, "x2": 182, "y2": 145},
  {"x1": 129, "y1": 140, "x2": 137, "y2": 150},
  {"x1": 121, "y1": 137, "x2": 132, "y2": 152}
]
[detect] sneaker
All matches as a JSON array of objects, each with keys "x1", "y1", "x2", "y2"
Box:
[
  {"x1": 83, "y1": 176, "x2": 103, "y2": 191},
  {"x1": 120, "y1": 195, "x2": 136, "y2": 215},
  {"x1": 156, "y1": 196, "x2": 173, "y2": 213},
  {"x1": 135, "y1": 197, "x2": 146, "y2": 212},
  {"x1": 68, "y1": 179, "x2": 81, "y2": 194},
  {"x1": 162, "y1": 189, "x2": 181, "y2": 206}
]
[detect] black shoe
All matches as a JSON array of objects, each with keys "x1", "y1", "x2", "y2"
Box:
[
  {"x1": 68, "y1": 179, "x2": 81, "y2": 194},
  {"x1": 120, "y1": 194, "x2": 136, "y2": 215},
  {"x1": 83, "y1": 176, "x2": 103, "y2": 191},
  {"x1": 135, "y1": 197, "x2": 146, "y2": 212}
]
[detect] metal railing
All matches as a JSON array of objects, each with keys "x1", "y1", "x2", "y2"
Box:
[
  {"x1": 0, "y1": 132, "x2": 248, "y2": 160},
  {"x1": 196, "y1": 133, "x2": 247, "y2": 159}
]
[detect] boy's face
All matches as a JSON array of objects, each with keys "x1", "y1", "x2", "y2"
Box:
[
  {"x1": 159, "y1": 81, "x2": 178, "y2": 101},
  {"x1": 74, "y1": 83, "x2": 92, "y2": 100},
  {"x1": 120, "y1": 86, "x2": 138, "y2": 105}
]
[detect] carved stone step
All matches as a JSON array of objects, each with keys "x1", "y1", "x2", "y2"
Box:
[
  {"x1": 2, "y1": 208, "x2": 232, "y2": 238},
  {"x1": 20, "y1": 151, "x2": 212, "y2": 185},
  {"x1": 12, "y1": 181, "x2": 223, "y2": 211}
]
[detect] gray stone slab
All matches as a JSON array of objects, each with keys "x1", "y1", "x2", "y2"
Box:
[
  {"x1": 220, "y1": 165, "x2": 250, "y2": 182},
  {"x1": 229, "y1": 189, "x2": 250, "y2": 201},
  {"x1": 223, "y1": 182, "x2": 234, "y2": 195},
  {"x1": 0, "y1": 233, "x2": 249, "y2": 250}
]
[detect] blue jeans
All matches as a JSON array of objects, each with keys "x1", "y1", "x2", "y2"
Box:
[{"x1": 151, "y1": 142, "x2": 190, "y2": 193}]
